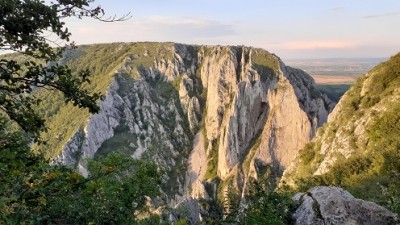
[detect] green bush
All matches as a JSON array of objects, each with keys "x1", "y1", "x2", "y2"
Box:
[
  {"x1": 204, "y1": 139, "x2": 220, "y2": 180},
  {"x1": 0, "y1": 116, "x2": 161, "y2": 224},
  {"x1": 243, "y1": 183, "x2": 296, "y2": 225}
]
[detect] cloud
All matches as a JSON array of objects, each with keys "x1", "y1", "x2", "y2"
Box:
[
  {"x1": 364, "y1": 11, "x2": 400, "y2": 19},
  {"x1": 273, "y1": 41, "x2": 354, "y2": 50},
  {"x1": 65, "y1": 16, "x2": 237, "y2": 45},
  {"x1": 131, "y1": 16, "x2": 237, "y2": 39}
]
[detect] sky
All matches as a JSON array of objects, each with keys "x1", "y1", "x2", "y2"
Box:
[{"x1": 63, "y1": 0, "x2": 400, "y2": 59}]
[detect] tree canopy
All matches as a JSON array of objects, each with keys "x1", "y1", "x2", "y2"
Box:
[
  {"x1": 0, "y1": 1, "x2": 163, "y2": 224},
  {"x1": 0, "y1": 115, "x2": 161, "y2": 224},
  {"x1": 0, "y1": 0, "x2": 128, "y2": 137}
]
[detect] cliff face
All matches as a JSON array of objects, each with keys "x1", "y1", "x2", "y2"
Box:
[{"x1": 47, "y1": 43, "x2": 333, "y2": 201}]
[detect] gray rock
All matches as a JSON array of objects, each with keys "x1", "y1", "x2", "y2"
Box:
[
  {"x1": 53, "y1": 43, "x2": 333, "y2": 204},
  {"x1": 293, "y1": 186, "x2": 398, "y2": 225},
  {"x1": 172, "y1": 198, "x2": 201, "y2": 224}
]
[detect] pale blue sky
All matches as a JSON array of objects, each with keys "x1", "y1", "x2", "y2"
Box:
[{"x1": 64, "y1": 0, "x2": 400, "y2": 59}]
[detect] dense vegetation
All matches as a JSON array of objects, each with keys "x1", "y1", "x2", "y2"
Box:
[
  {"x1": 198, "y1": 178, "x2": 296, "y2": 225},
  {"x1": 315, "y1": 84, "x2": 350, "y2": 102},
  {"x1": 33, "y1": 43, "x2": 175, "y2": 159},
  {"x1": 0, "y1": 1, "x2": 166, "y2": 224},
  {"x1": 0, "y1": 0, "x2": 116, "y2": 137},
  {"x1": 0, "y1": 116, "x2": 161, "y2": 224},
  {"x1": 284, "y1": 53, "x2": 400, "y2": 214}
]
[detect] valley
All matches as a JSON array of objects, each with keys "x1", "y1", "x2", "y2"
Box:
[
  {"x1": 1, "y1": 0, "x2": 399, "y2": 224},
  {"x1": 1, "y1": 42, "x2": 398, "y2": 224}
]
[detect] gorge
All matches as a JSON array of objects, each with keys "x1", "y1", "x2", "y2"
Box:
[{"x1": 28, "y1": 42, "x2": 399, "y2": 224}]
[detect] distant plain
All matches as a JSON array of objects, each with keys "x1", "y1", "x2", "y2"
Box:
[{"x1": 286, "y1": 58, "x2": 386, "y2": 101}]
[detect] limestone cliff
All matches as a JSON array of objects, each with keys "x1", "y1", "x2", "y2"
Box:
[{"x1": 44, "y1": 42, "x2": 333, "y2": 202}]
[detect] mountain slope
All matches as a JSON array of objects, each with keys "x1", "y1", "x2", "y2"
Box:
[
  {"x1": 282, "y1": 53, "x2": 400, "y2": 214},
  {"x1": 33, "y1": 42, "x2": 333, "y2": 203}
]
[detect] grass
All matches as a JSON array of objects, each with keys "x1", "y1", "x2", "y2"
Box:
[
  {"x1": 252, "y1": 49, "x2": 279, "y2": 82},
  {"x1": 204, "y1": 138, "x2": 220, "y2": 180}
]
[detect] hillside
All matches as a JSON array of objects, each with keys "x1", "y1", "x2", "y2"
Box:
[
  {"x1": 30, "y1": 42, "x2": 333, "y2": 204},
  {"x1": 282, "y1": 53, "x2": 400, "y2": 215}
]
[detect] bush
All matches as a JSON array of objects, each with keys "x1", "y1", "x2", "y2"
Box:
[
  {"x1": 243, "y1": 186, "x2": 296, "y2": 225},
  {"x1": 0, "y1": 116, "x2": 161, "y2": 224}
]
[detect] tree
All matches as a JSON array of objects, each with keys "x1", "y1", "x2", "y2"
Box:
[
  {"x1": 45, "y1": 152, "x2": 161, "y2": 224},
  {"x1": 0, "y1": 0, "x2": 129, "y2": 137},
  {"x1": 0, "y1": 115, "x2": 161, "y2": 224},
  {"x1": 0, "y1": 1, "x2": 162, "y2": 224},
  {"x1": 242, "y1": 180, "x2": 296, "y2": 225}
]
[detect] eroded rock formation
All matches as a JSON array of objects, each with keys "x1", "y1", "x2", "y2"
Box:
[{"x1": 51, "y1": 43, "x2": 333, "y2": 202}]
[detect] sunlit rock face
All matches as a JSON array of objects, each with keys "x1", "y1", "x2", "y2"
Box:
[{"x1": 52, "y1": 43, "x2": 333, "y2": 201}]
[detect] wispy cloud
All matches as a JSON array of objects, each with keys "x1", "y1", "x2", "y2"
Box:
[
  {"x1": 131, "y1": 16, "x2": 237, "y2": 38},
  {"x1": 364, "y1": 11, "x2": 400, "y2": 19},
  {"x1": 331, "y1": 7, "x2": 345, "y2": 11},
  {"x1": 67, "y1": 16, "x2": 237, "y2": 45}
]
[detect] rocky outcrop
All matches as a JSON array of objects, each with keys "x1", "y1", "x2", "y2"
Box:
[
  {"x1": 55, "y1": 79, "x2": 122, "y2": 176},
  {"x1": 51, "y1": 43, "x2": 333, "y2": 203},
  {"x1": 195, "y1": 46, "x2": 333, "y2": 198},
  {"x1": 281, "y1": 53, "x2": 400, "y2": 188},
  {"x1": 293, "y1": 186, "x2": 398, "y2": 225},
  {"x1": 171, "y1": 198, "x2": 202, "y2": 224}
]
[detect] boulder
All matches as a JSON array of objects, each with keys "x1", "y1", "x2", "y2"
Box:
[{"x1": 293, "y1": 186, "x2": 398, "y2": 225}]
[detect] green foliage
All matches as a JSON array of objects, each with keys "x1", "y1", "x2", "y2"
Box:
[
  {"x1": 198, "y1": 197, "x2": 224, "y2": 224},
  {"x1": 46, "y1": 152, "x2": 161, "y2": 224},
  {"x1": 221, "y1": 181, "x2": 241, "y2": 223},
  {"x1": 315, "y1": 84, "x2": 350, "y2": 102},
  {"x1": 299, "y1": 143, "x2": 316, "y2": 165},
  {"x1": 199, "y1": 176, "x2": 295, "y2": 224},
  {"x1": 33, "y1": 43, "x2": 178, "y2": 160},
  {"x1": 0, "y1": 0, "x2": 115, "y2": 137},
  {"x1": 0, "y1": 116, "x2": 161, "y2": 224},
  {"x1": 176, "y1": 218, "x2": 189, "y2": 225},
  {"x1": 0, "y1": 116, "x2": 63, "y2": 223},
  {"x1": 243, "y1": 181, "x2": 296, "y2": 225},
  {"x1": 204, "y1": 139, "x2": 220, "y2": 180},
  {"x1": 365, "y1": 53, "x2": 400, "y2": 98},
  {"x1": 285, "y1": 141, "x2": 323, "y2": 186},
  {"x1": 252, "y1": 49, "x2": 279, "y2": 82}
]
